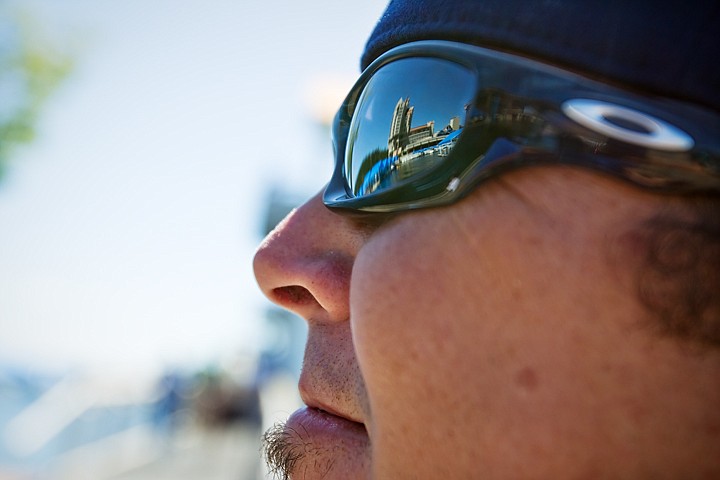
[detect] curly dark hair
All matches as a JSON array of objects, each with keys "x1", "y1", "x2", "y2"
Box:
[{"x1": 638, "y1": 194, "x2": 720, "y2": 348}]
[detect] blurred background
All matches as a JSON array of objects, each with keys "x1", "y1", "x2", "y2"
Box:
[{"x1": 0, "y1": 0, "x2": 388, "y2": 478}]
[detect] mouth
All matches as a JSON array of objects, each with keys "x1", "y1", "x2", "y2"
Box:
[
  {"x1": 296, "y1": 379, "x2": 367, "y2": 435},
  {"x1": 287, "y1": 404, "x2": 367, "y2": 439}
]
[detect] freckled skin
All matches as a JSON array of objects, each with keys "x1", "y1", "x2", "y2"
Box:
[{"x1": 254, "y1": 166, "x2": 720, "y2": 479}]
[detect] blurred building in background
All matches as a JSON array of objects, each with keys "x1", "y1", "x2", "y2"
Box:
[{"x1": 0, "y1": 188, "x2": 308, "y2": 480}]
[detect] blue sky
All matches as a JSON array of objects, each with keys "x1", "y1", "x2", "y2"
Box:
[{"x1": 0, "y1": 0, "x2": 388, "y2": 374}]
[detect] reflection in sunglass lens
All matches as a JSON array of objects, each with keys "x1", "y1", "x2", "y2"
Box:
[{"x1": 345, "y1": 58, "x2": 476, "y2": 197}]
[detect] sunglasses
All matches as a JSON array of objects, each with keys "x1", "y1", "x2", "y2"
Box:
[{"x1": 323, "y1": 41, "x2": 720, "y2": 213}]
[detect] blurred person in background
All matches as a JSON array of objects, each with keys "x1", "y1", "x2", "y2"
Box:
[{"x1": 253, "y1": 0, "x2": 720, "y2": 478}]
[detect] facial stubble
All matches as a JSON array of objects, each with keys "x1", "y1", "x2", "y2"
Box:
[{"x1": 261, "y1": 421, "x2": 302, "y2": 480}]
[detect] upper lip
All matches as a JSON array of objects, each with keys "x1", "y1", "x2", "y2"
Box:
[{"x1": 298, "y1": 377, "x2": 365, "y2": 425}]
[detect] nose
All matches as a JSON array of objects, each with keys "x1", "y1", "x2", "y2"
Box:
[{"x1": 253, "y1": 190, "x2": 367, "y2": 324}]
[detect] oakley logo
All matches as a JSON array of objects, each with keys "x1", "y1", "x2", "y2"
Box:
[{"x1": 561, "y1": 99, "x2": 694, "y2": 152}]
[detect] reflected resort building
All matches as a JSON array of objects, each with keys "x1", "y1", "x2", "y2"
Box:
[
  {"x1": 388, "y1": 96, "x2": 461, "y2": 157},
  {"x1": 357, "y1": 96, "x2": 462, "y2": 195}
]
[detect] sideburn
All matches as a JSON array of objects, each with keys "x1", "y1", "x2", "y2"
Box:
[{"x1": 631, "y1": 203, "x2": 720, "y2": 349}]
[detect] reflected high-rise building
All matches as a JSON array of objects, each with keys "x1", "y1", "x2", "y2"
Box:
[
  {"x1": 356, "y1": 97, "x2": 464, "y2": 195},
  {"x1": 387, "y1": 96, "x2": 460, "y2": 158},
  {"x1": 388, "y1": 97, "x2": 414, "y2": 157}
]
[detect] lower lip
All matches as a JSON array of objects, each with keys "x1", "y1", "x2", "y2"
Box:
[{"x1": 286, "y1": 406, "x2": 368, "y2": 443}]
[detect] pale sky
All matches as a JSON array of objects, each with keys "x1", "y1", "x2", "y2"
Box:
[{"x1": 0, "y1": 0, "x2": 388, "y2": 374}]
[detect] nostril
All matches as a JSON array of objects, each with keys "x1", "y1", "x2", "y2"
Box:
[{"x1": 272, "y1": 285, "x2": 317, "y2": 306}]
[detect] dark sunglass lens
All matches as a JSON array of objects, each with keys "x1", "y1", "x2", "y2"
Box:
[{"x1": 344, "y1": 58, "x2": 475, "y2": 197}]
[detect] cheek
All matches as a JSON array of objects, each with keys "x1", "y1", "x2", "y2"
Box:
[
  {"x1": 349, "y1": 215, "x2": 505, "y2": 461},
  {"x1": 347, "y1": 202, "x2": 650, "y2": 476},
  {"x1": 350, "y1": 208, "x2": 542, "y2": 414}
]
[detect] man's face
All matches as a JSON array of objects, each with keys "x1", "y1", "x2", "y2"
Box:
[{"x1": 254, "y1": 166, "x2": 720, "y2": 479}]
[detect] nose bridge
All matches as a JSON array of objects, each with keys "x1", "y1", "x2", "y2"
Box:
[{"x1": 253, "y1": 191, "x2": 365, "y2": 324}]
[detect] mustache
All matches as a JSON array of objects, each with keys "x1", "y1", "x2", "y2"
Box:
[{"x1": 261, "y1": 421, "x2": 304, "y2": 480}]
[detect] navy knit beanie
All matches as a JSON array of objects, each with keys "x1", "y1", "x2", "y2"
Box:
[{"x1": 362, "y1": 0, "x2": 720, "y2": 113}]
